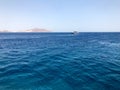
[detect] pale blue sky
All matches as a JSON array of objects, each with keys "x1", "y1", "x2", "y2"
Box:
[{"x1": 0, "y1": 0, "x2": 120, "y2": 32}]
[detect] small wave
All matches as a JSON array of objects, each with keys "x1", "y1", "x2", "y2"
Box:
[{"x1": 98, "y1": 41, "x2": 120, "y2": 47}]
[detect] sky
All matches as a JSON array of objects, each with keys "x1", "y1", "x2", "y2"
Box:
[{"x1": 0, "y1": 0, "x2": 120, "y2": 32}]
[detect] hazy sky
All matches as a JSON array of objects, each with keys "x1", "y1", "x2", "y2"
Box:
[{"x1": 0, "y1": 0, "x2": 120, "y2": 32}]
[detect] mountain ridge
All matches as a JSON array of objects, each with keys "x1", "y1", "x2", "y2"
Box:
[{"x1": 0, "y1": 28, "x2": 50, "y2": 32}]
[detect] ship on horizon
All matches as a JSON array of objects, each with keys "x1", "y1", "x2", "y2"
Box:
[{"x1": 73, "y1": 31, "x2": 79, "y2": 35}]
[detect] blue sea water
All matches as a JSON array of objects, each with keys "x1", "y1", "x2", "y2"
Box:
[{"x1": 0, "y1": 32, "x2": 120, "y2": 90}]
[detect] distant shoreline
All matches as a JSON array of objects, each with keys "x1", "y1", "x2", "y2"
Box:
[{"x1": 0, "y1": 32, "x2": 120, "y2": 33}]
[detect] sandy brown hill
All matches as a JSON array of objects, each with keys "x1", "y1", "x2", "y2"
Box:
[
  {"x1": 26, "y1": 28, "x2": 50, "y2": 32},
  {"x1": 0, "y1": 30, "x2": 9, "y2": 32}
]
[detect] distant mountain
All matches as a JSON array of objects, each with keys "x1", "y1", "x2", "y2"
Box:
[
  {"x1": 0, "y1": 28, "x2": 50, "y2": 32},
  {"x1": 25, "y1": 28, "x2": 50, "y2": 32},
  {"x1": 0, "y1": 30, "x2": 10, "y2": 32}
]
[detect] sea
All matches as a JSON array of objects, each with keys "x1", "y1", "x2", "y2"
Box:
[{"x1": 0, "y1": 32, "x2": 120, "y2": 90}]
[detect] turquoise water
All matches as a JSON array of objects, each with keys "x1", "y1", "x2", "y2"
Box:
[{"x1": 0, "y1": 33, "x2": 120, "y2": 90}]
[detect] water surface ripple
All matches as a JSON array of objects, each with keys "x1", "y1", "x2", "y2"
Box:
[{"x1": 0, "y1": 33, "x2": 120, "y2": 90}]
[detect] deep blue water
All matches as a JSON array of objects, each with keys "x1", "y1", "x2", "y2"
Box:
[{"x1": 0, "y1": 32, "x2": 120, "y2": 90}]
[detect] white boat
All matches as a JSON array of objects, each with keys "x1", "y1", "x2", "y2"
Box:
[{"x1": 73, "y1": 31, "x2": 79, "y2": 35}]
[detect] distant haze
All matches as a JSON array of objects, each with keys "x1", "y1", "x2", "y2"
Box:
[{"x1": 0, "y1": 0, "x2": 120, "y2": 32}]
